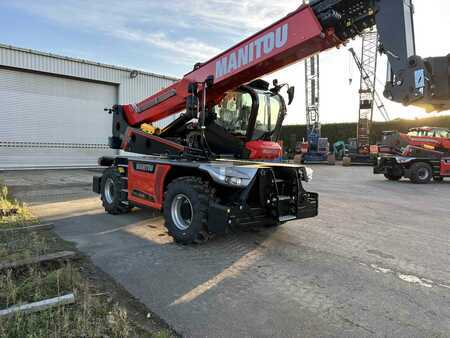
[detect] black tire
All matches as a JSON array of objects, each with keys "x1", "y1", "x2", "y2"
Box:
[
  {"x1": 433, "y1": 176, "x2": 444, "y2": 182},
  {"x1": 410, "y1": 162, "x2": 432, "y2": 184},
  {"x1": 384, "y1": 172, "x2": 402, "y2": 181},
  {"x1": 163, "y1": 177, "x2": 213, "y2": 244},
  {"x1": 101, "y1": 167, "x2": 131, "y2": 215}
]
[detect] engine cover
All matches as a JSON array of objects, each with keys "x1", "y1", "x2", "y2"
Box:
[{"x1": 245, "y1": 140, "x2": 283, "y2": 161}]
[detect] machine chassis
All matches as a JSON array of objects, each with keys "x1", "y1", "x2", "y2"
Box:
[{"x1": 93, "y1": 155, "x2": 318, "y2": 243}]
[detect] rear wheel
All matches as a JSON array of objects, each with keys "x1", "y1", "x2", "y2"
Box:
[
  {"x1": 163, "y1": 177, "x2": 212, "y2": 244},
  {"x1": 101, "y1": 168, "x2": 131, "y2": 214},
  {"x1": 384, "y1": 172, "x2": 402, "y2": 181},
  {"x1": 433, "y1": 176, "x2": 444, "y2": 182},
  {"x1": 410, "y1": 162, "x2": 432, "y2": 184}
]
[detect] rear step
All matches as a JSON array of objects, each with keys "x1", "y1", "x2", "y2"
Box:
[{"x1": 279, "y1": 215, "x2": 297, "y2": 222}]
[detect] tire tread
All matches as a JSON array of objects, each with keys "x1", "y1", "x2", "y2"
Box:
[{"x1": 164, "y1": 176, "x2": 214, "y2": 244}]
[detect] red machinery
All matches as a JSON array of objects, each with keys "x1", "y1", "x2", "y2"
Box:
[
  {"x1": 374, "y1": 145, "x2": 450, "y2": 183},
  {"x1": 375, "y1": 127, "x2": 450, "y2": 183},
  {"x1": 95, "y1": 0, "x2": 450, "y2": 243},
  {"x1": 379, "y1": 127, "x2": 450, "y2": 154},
  {"x1": 111, "y1": 5, "x2": 338, "y2": 160}
]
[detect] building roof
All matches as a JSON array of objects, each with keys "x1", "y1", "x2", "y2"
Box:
[{"x1": 0, "y1": 43, "x2": 179, "y2": 82}]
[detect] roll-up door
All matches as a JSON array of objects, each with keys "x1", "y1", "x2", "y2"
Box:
[{"x1": 0, "y1": 68, "x2": 117, "y2": 169}]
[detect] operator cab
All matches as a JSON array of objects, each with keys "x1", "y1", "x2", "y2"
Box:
[{"x1": 205, "y1": 79, "x2": 293, "y2": 160}]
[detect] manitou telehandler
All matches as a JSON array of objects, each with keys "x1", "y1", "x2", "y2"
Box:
[
  {"x1": 379, "y1": 127, "x2": 450, "y2": 155},
  {"x1": 94, "y1": 0, "x2": 450, "y2": 243}
]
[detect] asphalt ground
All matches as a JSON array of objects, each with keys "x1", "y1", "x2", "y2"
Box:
[{"x1": 3, "y1": 166, "x2": 449, "y2": 337}]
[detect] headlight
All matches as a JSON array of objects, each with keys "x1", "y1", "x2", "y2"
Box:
[{"x1": 199, "y1": 164, "x2": 257, "y2": 187}]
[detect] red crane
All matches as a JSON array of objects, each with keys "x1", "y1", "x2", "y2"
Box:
[{"x1": 121, "y1": 6, "x2": 333, "y2": 126}]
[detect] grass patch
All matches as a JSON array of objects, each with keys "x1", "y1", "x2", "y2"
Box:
[
  {"x1": 0, "y1": 182, "x2": 175, "y2": 337},
  {"x1": 0, "y1": 185, "x2": 36, "y2": 229},
  {"x1": 0, "y1": 231, "x2": 50, "y2": 261},
  {"x1": 0, "y1": 263, "x2": 77, "y2": 309},
  {"x1": 0, "y1": 263, "x2": 145, "y2": 337}
]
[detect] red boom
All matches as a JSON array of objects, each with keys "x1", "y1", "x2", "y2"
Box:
[{"x1": 122, "y1": 5, "x2": 342, "y2": 127}]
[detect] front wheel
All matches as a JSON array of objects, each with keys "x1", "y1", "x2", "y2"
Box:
[
  {"x1": 163, "y1": 177, "x2": 212, "y2": 244},
  {"x1": 433, "y1": 176, "x2": 444, "y2": 182},
  {"x1": 410, "y1": 162, "x2": 432, "y2": 184}
]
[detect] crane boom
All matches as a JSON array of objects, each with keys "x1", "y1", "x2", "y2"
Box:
[{"x1": 121, "y1": 5, "x2": 338, "y2": 127}]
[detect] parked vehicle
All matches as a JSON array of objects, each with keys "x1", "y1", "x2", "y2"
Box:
[
  {"x1": 374, "y1": 145, "x2": 450, "y2": 183},
  {"x1": 378, "y1": 127, "x2": 450, "y2": 155}
]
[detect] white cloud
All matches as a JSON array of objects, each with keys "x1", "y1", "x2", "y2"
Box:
[
  {"x1": 9, "y1": 0, "x2": 296, "y2": 66},
  {"x1": 111, "y1": 29, "x2": 221, "y2": 65}
]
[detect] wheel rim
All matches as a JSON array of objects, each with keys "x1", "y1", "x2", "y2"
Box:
[
  {"x1": 104, "y1": 178, "x2": 115, "y2": 204},
  {"x1": 171, "y1": 194, "x2": 193, "y2": 231},
  {"x1": 417, "y1": 168, "x2": 429, "y2": 181}
]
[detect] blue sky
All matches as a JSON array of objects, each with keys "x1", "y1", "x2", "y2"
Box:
[{"x1": 1, "y1": 0, "x2": 449, "y2": 124}]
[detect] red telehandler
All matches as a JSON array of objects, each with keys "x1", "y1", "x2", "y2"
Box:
[
  {"x1": 379, "y1": 127, "x2": 450, "y2": 155},
  {"x1": 93, "y1": 0, "x2": 450, "y2": 243},
  {"x1": 374, "y1": 127, "x2": 450, "y2": 183}
]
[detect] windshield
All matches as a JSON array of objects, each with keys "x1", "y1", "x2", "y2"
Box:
[
  {"x1": 253, "y1": 93, "x2": 282, "y2": 140},
  {"x1": 408, "y1": 128, "x2": 449, "y2": 138},
  {"x1": 214, "y1": 91, "x2": 252, "y2": 136},
  {"x1": 213, "y1": 89, "x2": 283, "y2": 140}
]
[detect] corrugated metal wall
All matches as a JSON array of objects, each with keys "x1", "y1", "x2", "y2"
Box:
[
  {"x1": 0, "y1": 44, "x2": 179, "y2": 169},
  {"x1": 0, "y1": 68, "x2": 117, "y2": 144}
]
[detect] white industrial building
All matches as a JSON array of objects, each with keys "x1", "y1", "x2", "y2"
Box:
[{"x1": 0, "y1": 43, "x2": 177, "y2": 169}]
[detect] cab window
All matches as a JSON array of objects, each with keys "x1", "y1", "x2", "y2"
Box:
[
  {"x1": 437, "y1": 130, "x2": 448, "y2": 138},
  {"x1": 214, "y1": 91, "x2": 252, "y2": 136},
  {"x1": 253, "y1": 94, "x2": 282, "y2": 139}
]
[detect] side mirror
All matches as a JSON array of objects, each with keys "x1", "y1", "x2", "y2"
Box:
[
  {"x1": 273, "y1": 79, "x2": 279, "y2": 87},
  {"x1": 287, "y1": 86, "x2": 295, "y2": 105}
]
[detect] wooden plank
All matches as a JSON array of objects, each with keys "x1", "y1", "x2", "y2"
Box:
[
  {"x1": 0, "y1": 293, "x2": 75, "y2": 318},
  {"x1": 0, "y1": 223, "x2": 54, "y2": 233},
  {"x1": 0, "y1": 208, "x2": 18, "y2": 217},
  {"x1": 0, "y1": 251, "x2": 77, "y2": 271}
]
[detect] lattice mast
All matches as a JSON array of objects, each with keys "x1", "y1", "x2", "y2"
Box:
[
  {"x1": 352, "y1": 30, "x2": 389, "y2": 152},
  {"x1": 305, "y1": 55, "x2": 320, "y2": 144}
]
